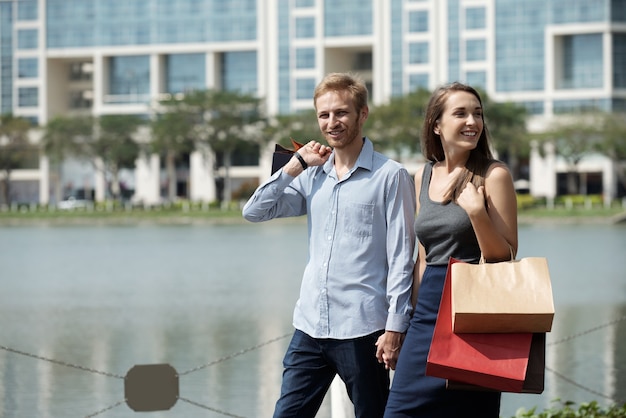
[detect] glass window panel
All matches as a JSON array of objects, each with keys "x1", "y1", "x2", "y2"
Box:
[
  {"x1": 296, "y1": 78, "x2": 316, "y2": 100},
  {"x1": 18, "y1": 87, "x2": 38, "y2": 107},
  {"x1": 295, "y1": 17, "x2": 315, "y2": 38},
  {"x1": 108, "y1": 55, "x2": 150, "y2": 103},
  {"x1": 520, "y1": 101, "x2": 545, "y2": 115},
  {"x1": 612, "y1": 0, "x2": 626, "y2": 22},
  {"x1": 465, "y1": 71, "x2": 487, "y2": 89},
  {"x1": 559, "y1": 34, "x2": 603, "y2": 89},
  {"x1": 295, "y1": 0, "x2": 315, "y2": 7},
  {"x1": 18, "y1": 58, "x2": 38, "y2": 78},
  {"x1": 221, "y1": 51, "x2": 257, "y2": 94},
  {"x1": 166, "y1": 54, "x2": 206, "y2": 94},
  {"x1": 324, "y1": 0, "x2": 372, "y2": 36},
  {"x1": 409, "y1": 73, "x2": 429, "y2": 91},
  {"x1": 17, "y1": 1, "x2": 38, "y2": 21},
  {"x1": 613, "y1": 34, "x2": 626, "y2": 88},
  {"x1": 465, "y1": 7, "x2": 486, "y2": 30},
  {"x1": 408, "y1": 11, "x2": 428, "y2": 33},
  {"x1": 554, "y1": 98, "x2": 610, "y2": 113},
  {"x1": 465, "y1": 39, "x2": 486, "y2": 61},
  {"x1": 17, "y1": 29, "x2": 38, "y2": 49},
  {"x1": 295, "y1": 48, "x2": 316, "y2": 69},
  {"x1": 408, "y1": 42, "x2": 429, "y2": 64}
]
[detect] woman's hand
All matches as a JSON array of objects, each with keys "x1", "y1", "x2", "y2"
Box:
[{"x1": 457, "y1": 182, "x2": 486, "y2": 218}]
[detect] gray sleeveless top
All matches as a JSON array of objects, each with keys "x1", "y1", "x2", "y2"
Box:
[{"x1": 414, "y1": 162, "x2": 481, "y2": 266}]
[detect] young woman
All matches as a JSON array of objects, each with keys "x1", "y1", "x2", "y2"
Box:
[{"x1": 384, "y1": 82, "x2": 518, "y2": 417}]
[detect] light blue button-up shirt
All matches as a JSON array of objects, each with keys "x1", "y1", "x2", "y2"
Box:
[{"x1": 243, "y1": 138, "x2": 416, "y2": 339}]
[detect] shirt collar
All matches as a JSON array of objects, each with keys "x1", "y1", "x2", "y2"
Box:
[{"x1": 323, "y1": 137, "x2": 374, "y2": 174}]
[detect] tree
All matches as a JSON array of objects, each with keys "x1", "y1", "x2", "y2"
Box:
[
  {"x1": 151, "y1": 100, "x2": 198, "y2": 201},
  {"x1": 96, "y1": 115, "x2": 143, "y2": 200},
  {"x1": 263, "y1": 110, "x2": 319, "y2": 147},
  {"x1": 367, "y1": 88, "x2": 431, "y2": 157},
  {"x1": 0, "y1": 114, "x2": 32, "y2": 205},
  {"x1": 153, "y1": 89, "x2": 266, "y2": 204},
  {"x1": 43, "y1": 115, "x2": 143, "y2": 202},
  {"x1": 481, "y1": 95, "x2": 529, "y2": 179},
  {"x1": 198, "y1": 90, "x2": 264, "y2": 204},
  {"x1": 42, "y1": 115, "x2": 94, "y2": 202},
  {"x1": 539, "y1": 114, "x2": 602, "y2": 195},
  {"x1": 594, "y1": 112, "x2": 626, "y2": 196}
]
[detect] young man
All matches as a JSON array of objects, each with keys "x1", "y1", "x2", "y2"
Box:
[{"x1": 242, "y1": 72, "x2": 416, "y2": 418}]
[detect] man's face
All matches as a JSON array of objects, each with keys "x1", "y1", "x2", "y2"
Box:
[{"x1": 315, "y1": 90, "x2": 367, "y2": 150}]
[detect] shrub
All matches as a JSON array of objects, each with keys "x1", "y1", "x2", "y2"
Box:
[{"x1": 511, "y1": 400, "x2": 626, "y2": 418}]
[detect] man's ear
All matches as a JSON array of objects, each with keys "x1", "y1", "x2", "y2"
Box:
[{"x1": 360, "y1": 106, "x2": 369, "y2": 122}]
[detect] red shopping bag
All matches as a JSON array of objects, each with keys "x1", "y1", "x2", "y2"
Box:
[{"x1": 425, "y1": 258, "x2": 535, "y2": 392}]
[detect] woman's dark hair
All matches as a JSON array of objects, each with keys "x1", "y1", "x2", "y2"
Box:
[{"x1": 421, "y1": 82, "x2": 496, "y2": 203}]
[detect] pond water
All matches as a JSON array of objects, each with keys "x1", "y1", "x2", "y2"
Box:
[{"x1": 0, "y1": 221, "x2": 625, "y2": 417}]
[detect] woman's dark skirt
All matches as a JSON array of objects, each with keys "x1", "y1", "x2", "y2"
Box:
[{"x1": 384, "y1": 264, "x2": 501, "y2": 418}]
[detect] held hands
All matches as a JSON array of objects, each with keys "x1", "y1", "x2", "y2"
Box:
[{"x1": 375, "y1": 331, "x2": 405, "y2": 370}]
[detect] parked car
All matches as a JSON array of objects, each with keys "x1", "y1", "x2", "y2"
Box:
[{"x1": 57, "y1": 196, "x2": 89, "y2": 210}]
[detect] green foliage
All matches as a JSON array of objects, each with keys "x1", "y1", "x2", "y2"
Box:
[
  {"x1": 0, "y1": 113, "x2": 34, "y2": 204},
  {"x1": 510, "y1": 400, "x2": 626, "y2": 418},
  {"x1": 264, "y1": 110, "x2": 320, "y2": 147},
  {"x1": 42, "y1": 114, "x2": 94, "y2": 162},
  {"x1": 516, "y1": 194, "x2": 537, "y2": 210},
  {"x1": 367, "y1": 88, "x2": 431, "y2": 155},
  {"x1": 97, "y1": 115, "x2": 143, "y2": 169}
]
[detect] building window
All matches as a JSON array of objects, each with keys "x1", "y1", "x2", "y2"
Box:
[
  {"x1": 69, "y1": 90, "x2": 93, "y2": 109},
  {"x1": 409, "y1": 73, "x2": 429, "y2": 91},
  {"x1": 520, "y1": 101, "x2": 545, "y2": 115},
  {"x1": 613, "y1": 34, "x2": 626, "y2": 88},
  {"x1": 17, "y1": 29, "x2": 38, "y2": 49},
  {"x1": 465, "y1": 39, "x2": 486, "y2": 61},
  {"x1": 354, "y1": 52, "x2": 372, "y2": 70},
  {"x1": 613, "y1": 0, "x2": 626, "y2": 22},
  {"x1": 17, "y1": 1, "x2": 38, "y2": 21},
  {"x1": 108, "y1": 55, "x2": 150, "y2": 103},
  {"x1": 408, "y1": 42, "x2": 429, "y2": 64},
  {"x1": 559, "y1": 34, "x2": 603, "y2": 89},
  {"x1": 18, "y1": 58, "x2": 38, "y2": 78},
  {"x1": 18, "y1": 87, "x2": 38, "y2": 107},
  {"x1": 166, "y1": 53, "x2": 206, "y2": 94},
  {"x1": 295, "y1": 17, "x2": 315, "y2": 38},
  {"x1": 554, "y1": 98, "x2": 610, "y2": 113},
  {"x1": 221, "y1": 51, "x2": 257, "y2": 94},
  {"x1": 408, "y1": 11, "x2": 428, "y2": 33},
  {"x1": 465, "y1": 71, "x2": 487, "y2": 89},
  {"x1": 69, "y1": 62, "x2": 93, "y2": 81},
  {"x1": 295, "y1": 0, "x2": 315, "y2": 7},
  {"x1": 295, "y1": 48, "x2": 316, "y2": 69},
  {"x1": 324, "y1": 0, "x2": 372, "y2": 36},
  {"x1": 296, "y1": 78, "x2": 316, "y2": 100},
  {"x1": 465, "y1": 7, "x2": 486, "y2": 30}
]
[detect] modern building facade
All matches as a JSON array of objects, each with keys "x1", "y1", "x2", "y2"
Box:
[{"x1": 1, "y1": 0, "x2": 625, "y2": 204}]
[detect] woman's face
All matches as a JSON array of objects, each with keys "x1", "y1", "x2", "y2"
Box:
[{"x1": 434, "y1": 91, "x2": 484, "y2": 155}]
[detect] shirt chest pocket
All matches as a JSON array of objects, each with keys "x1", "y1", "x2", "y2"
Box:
[{"x1": 342, "y1": 201, "x2": 375, "y2": 238}]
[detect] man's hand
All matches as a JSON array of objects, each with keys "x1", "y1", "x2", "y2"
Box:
[
  {"x1": 300, "y1": 140, "x2": 332, "y2": 167},
  {"x1": 375, "y1": 331, "x2": 405, "y2": 370}
]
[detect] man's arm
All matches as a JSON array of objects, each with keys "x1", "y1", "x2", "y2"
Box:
[
  {"x1": 242, "y1": 141, "x2": 332, "y2": 222},
  {"x1": 376, "y1": 168, "x2": 416, "y2": 370}
]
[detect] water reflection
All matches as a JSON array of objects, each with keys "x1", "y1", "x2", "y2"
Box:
[{"x1": 0, "y1": 222, "x2": 624, "y2": 417}]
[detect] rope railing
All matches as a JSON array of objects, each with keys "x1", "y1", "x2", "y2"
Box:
[{"x1": 1, "y1": 316, "x2": 625, "y2": 417}]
